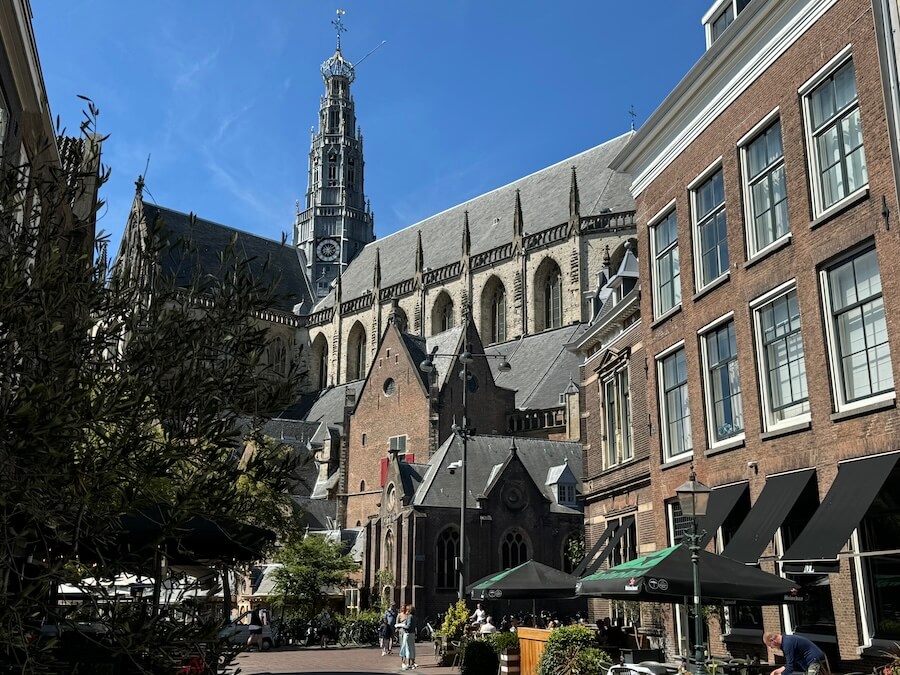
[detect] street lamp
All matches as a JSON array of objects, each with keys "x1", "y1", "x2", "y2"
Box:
[
  {"x1": 675, "y1": 466, "x2": 711, "y2": 675},
  {"x1": 419, "y1": 341, "x2": 511, "y2": 600}
]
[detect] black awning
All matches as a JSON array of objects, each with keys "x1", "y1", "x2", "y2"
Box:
[
  {"x1": 572, "y1": 521, "x2": 615, "y2": 577},
  {"x1": 697, "y1": 482, "x2": 748, "y2": 549},
  {"x1": 723, "y1": 469, "x2": 815, "y2": 563},
  {"x1": 782, "y1": 453, "x2": 900, "y2": 573},
  {"x1": 585, "y1": 516, "x2": 635, "y2": 575}
]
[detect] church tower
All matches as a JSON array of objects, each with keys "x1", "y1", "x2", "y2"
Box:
[{"x1": 295, "y1": 11, "x2": 375, "y2": 299}]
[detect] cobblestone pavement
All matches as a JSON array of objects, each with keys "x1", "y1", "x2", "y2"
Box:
[{"x1": 229, "y1": 643, "x2": 459, "y2": 675}]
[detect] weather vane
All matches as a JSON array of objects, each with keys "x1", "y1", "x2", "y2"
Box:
[{"x1": 333, "y1": 9, "x2": 347, "y2": 50}]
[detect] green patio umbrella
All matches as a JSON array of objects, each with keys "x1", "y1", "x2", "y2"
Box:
[
  {"x1": 467, "y1": 560, "x2": 578, "y2": 600},
  {"x1": 576, "y1": 544, "x2": 804, "y2": 606}
]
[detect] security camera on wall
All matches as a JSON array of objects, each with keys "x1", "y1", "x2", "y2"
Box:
[{"x1": 448, "y1": 460, "x2": 462, "y2": 475}]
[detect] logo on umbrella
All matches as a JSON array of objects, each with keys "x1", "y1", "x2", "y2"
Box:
[
  {"x1": 625, "y1": 577, "x2": 639, "y2": 591},
  {"x1": 488, "y1": 589, "x2": 502, "y2": 598},
  {"x1": 649, "y1": 578, "x2": 659, "y2": 590},
  {"x1": 658, "y1": 579, "x2": 669, "y2": 590}
]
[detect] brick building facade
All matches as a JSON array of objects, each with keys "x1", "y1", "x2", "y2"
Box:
[{"x1": 609, "y1": 0, "x2": 900, "y2": 666}]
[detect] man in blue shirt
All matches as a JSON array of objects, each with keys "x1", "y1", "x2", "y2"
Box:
[
  {"x1": 764, "y1": 632, "x2": 827, "y2": 675},
  {"x1": 384, "y1": 602, "x2": 398, "y2": 655}
]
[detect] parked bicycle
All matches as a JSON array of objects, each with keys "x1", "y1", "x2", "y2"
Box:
[{"x1": 417, "y1": 615, "x2": 440, "y2": 643}]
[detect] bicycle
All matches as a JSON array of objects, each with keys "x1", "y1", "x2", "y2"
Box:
[{"x1": 417, "y1": 618, "x2": 437, "y2": 643}]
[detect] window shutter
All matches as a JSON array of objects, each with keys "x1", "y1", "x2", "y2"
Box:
[
  {"x1": 403, "y1": 453, "x2": 415, "y2": 463},
  {"x1": 380, "y1": 457, "x2": 388, "y2": 487}
]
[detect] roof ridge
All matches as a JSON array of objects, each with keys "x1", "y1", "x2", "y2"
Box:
[
  {"x1": 353, "y1": 131, "x2": 635, "y2": 251},
  {"x1": 149, "y1": 203, "x2": 292, "y2": 249}
]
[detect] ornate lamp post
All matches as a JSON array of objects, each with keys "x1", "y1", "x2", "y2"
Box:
[
  {"x1": 675, "y1": 466, "x2": 711, "y2": 675},
  {"x1": 420, "y1": 340, "x2": 511, "y2": 600}
]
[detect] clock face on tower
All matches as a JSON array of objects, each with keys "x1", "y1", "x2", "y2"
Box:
[{"x1": 316, "y1": 238, "x2": 340, "y2": 262}]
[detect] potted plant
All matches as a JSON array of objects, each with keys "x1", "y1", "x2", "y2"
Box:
[
  {"x1": 438, "y1": 600, "x2": 470, "y2": 666},
  {"x1": 489, "y1": 632, "x2": 521, "y2": 675}
]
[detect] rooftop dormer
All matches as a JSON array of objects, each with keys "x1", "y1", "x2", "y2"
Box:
[{"x1": 703, "y1": 0, "x2": 752, "y2": 48}]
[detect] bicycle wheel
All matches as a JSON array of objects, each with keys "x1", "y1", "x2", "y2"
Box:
[{"x1": 338, "y1": 624, "x2": 351, "y2": 647}]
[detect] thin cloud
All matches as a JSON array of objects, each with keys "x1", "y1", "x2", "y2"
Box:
[
  {"x1": 204, "y1": 156, "x2": 282, "y2": 227},
  {"x1": 212, "y1": 101, "x2": 256, "y2": 145},
  {"x1": 174, "y1": 48, "x2": 221, "y2": 90}
]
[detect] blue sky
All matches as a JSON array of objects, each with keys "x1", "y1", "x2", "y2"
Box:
[{"x1": 33, "y1": 1, "x2": 712, "y2": 253}]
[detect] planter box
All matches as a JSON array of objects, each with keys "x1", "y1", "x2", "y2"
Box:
[{"x1": 501, "y1": 648, "x2": 521, "y2": 675}]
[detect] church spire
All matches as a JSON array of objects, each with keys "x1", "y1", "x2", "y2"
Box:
[
  {"x1": 295, "y1": 10, "x2": 374, "y2": 299},
  {"x1": 462, "y1": 211, "x2": 471, "y2": 258},
  {"x1": 512, "y1": 189, "x2": 524, "y2": 248},
  {"x1": 373, "y1": 247, "x2": 381, "y2": 290},
  {"x1": 332, "y1": 9, "x2": 346, "y2": 51},
  {"x1": 415, "y1": 231, "x2": 424, "y2": 277},
  {"x1": 568, "y1": 166, "x2": 580, "y2": 219}
]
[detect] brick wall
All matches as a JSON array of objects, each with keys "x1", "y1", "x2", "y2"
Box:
[{"x1": 634, "y1": 0, "x2": 900, "y2": 663}]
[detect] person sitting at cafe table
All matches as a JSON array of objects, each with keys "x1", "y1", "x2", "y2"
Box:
[
  {"x1": 763, "y1": 632, "x2": 827, "y2": 675},
  {"x1": 479, "y1": 617, "x2": 497, "y2": 635}
]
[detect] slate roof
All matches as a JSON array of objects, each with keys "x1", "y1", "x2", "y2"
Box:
[
  {"x1": 293, "y1": 496, "x2": 337, "y2": 530},
  {"x1": 400, "y1": 333, "x2": 430, "y2": 390},
  {"x1": 413, "y1": 434, "x2": 582, "y2": 515},
  {"x1": 143, "y1": 203, "x2": 314, "y2": 313},
  {"x1": 485, "y1": 324, "x2": 587, "y2": 410},
  {"x1": 303, "y1": 381, "x2": 363, "y2": 431},
  {"x1": 315, "y1": 133, "x2": 635, "y2": 310},
  {"x1": 425, "y1": 326, "x2": 465, "y2": 389},
  {"x1": 399, "y1": 461, "x2": 428, "y2": 498},
  {"x1": 262, "y1": 418, "x2": 319, "y2": 447}
]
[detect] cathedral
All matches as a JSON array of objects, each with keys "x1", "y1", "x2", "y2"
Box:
[{"x1": 113, "y1": 15, "x2": 637, "y2": 613}]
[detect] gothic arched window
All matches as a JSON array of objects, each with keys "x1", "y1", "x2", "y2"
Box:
[
  {"x1": 384, "y1": 529, "x2": 394, "y2": 569},
  {"x1": 501, "y1": 528, "x2": 529, "y2": 570},
  {"x1": 534, "y1": 258, "x2": 563, "y2": 331},
  {"x1": 328, "y1": 152, "x2": 337, "y2": 186},
  {"x1": 346, "y1": 321, "x2": 367, "y2": 381},
  {"x1": 436, "y1": 527, "x2": 459, "y2": 589},
  {"x1": 480, "y1": 276, "x2": 507, "y2": 344},
  {"x1": 311, "y1": 333, "x2": 329, "y2": 390},
  {"x1": 431, "y1": 292, "x2": 455, "y2": 335}
]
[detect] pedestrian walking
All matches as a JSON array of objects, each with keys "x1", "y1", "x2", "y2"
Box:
[
  {"x1": 246, "y1": 607, "x2": 265, "y2": 651},
  {"x1": 318, "y1": 607, "x2": 333, "y2": 649}
]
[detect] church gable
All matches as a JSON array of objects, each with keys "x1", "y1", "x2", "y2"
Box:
[
  {"x1": 479, "y1": 446, "x2": 550, "y2": 515},
  {"x1": 115, "y1": 197, "x2": 314, "y2": 314}
]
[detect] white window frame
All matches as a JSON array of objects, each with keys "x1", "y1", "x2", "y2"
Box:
[
  {"x1": 602, "y1": 364, "x2": 633, "y2": 469},
  {"x1": 739, "y1": 108, "x2": 791, "y2": 261},
  {"x1": 656, "y1": 341, "x2": 693, "y2": 463},
  {"x1": 649, "y1": 201, "x2": 681, "y2": 319},
  {"x1": 702, "y1": 0, "x2": 753, "y2": 46},
  {"x1": 690, "y1": 159, "x2": 730, "y2": 293},
  {"x1": 799, "y1": 46, "x2": 868, "y2": 220},
  {"x1": 820, "y1": 246, "x2": 895, "y2": 413},
  {"x1": 389, "y1": 435, "x2": 408, "y2": 453},
  {"x1": 699, "y1": 312, "x2": 745, "y2": 448},
  {"x1": 751, "y1": 281, "x2": 811, "y2": 432}
]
